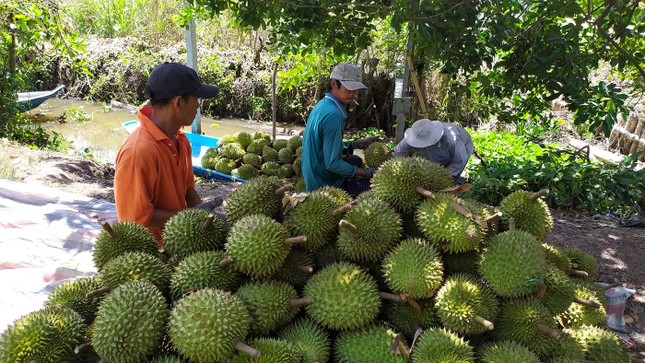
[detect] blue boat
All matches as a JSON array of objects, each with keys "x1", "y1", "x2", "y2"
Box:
[
  {"x1": 17, "y1": 85, "x2": 65, "y2": 112},
  {"x1": 121, "y1": 121, "x2": 245, "y2": 183}
]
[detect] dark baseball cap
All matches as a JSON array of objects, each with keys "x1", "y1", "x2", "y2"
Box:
[{"x1": 145, "y1": 62, "x2": 219, "y2": 100}]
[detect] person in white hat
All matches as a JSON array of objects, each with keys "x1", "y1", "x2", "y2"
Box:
[
  {"x1": 392, "y1": 119, "x2": 474, "y2": 184},
  {"x1": 301, "y1": 63, "x2": 380, "y2": 196}
]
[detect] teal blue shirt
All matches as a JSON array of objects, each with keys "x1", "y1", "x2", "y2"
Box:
[{"x1": 302, "y1": 93, "x2": 357, "y2": 191}]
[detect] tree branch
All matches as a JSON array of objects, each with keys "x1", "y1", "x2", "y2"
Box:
[{"x1": 597, "y1": 27, "x2": 645, "y2": 85}]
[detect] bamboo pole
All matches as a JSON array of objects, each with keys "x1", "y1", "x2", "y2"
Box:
[{"x1": 406, "y1": 56, "x2": 429, "y2": 119}]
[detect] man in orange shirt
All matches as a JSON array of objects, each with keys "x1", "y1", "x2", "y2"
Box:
[{"x1": 114, "y1": 62, "x2": 220, "y2": 245}]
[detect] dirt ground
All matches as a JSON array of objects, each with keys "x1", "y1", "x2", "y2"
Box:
[{"x1": 2, "y1": 138, "x2": 644, "y2": 354}]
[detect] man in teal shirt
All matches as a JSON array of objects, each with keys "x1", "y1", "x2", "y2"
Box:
[{"x1": 301, "y1": 63, "x2": 378, "y2": 195}]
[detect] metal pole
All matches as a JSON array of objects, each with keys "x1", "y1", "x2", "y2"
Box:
[{"x1": 185, "y1": 2, "x2": 201, "y2": 134}]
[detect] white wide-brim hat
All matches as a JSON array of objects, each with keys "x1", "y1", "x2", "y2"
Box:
[{"x1": 404, "y1": 119, "x2": 443, "y2": 148}]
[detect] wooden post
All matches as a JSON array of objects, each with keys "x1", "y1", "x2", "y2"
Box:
[
  {"x1": 629, "y1": 114, "x2": 645, "y2": 154},
  {"x1": 406, "y1": 56, "x2": 429, "y2": 119}
]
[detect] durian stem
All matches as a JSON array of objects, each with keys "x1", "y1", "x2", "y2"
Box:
[
  {"x1": 567, "y1": 269, "x2": 589, "y2": 278},
  {"x1": 332, "y1": 202, "x2": 354, "y2": 217},
  {"x1": 449, "y1": 200, "x2": 483, "y2": 226},
  {"x1": 289, "y1": 297, "x2": 312, "y2": 307},
  {"x1": 74, "y1": 342, "x2": 92, "y2": 354},
  {"x1": 474, "y1": 315, "x2": 494, "y2": 331},
  {"x1": 218, "y1": 256, "x2": 234, "y2": 268},
  {"x1": 284, "y1": 236, "x2": 307, "y2": 245},
  {"x1": 234, "y1": 341, "x2": 260, "y2": 358},
  {"x1": 484, "y1": 212, "x2": 502, "y2": 224},
  {"x1": 338, "y1": 219, "x2": 358, "y2": 232},
  {"x1": 530, "y1": 189, "x2": 549, "y2": 201},
  {"x1": 537, "y1": 323, "x2": 560, "y2": 339},
  {"x1": 202, "y1": 214, "x2": 215, "y2": 230},
  {"x1": 602, "y1": 282, "x2": 622, "y2": 290},
  {"x1": 379, "y1": 292, "x2": 404, "y2": 302},
  {"x1": 275, "y1": 183, "x2": 293, "y2": 195},
  {"x1": 508, "y1": 218, "x2": 516, "y2": 230},
  {"x1": 100, "y1": 220, "x2": 115, "y2": 238},
  {"x1": 295, "y1": 265, "x2": 314, "y2": 273},
  {"x1": 86, "y1": 286, "x2": 112, "y2": 298},
  {"x1": 415, "y1": 186, "x2": 435, "y2": 198},
  {"x1": 573, "y1": 296, "x2": 601, "y2": 308},
  {"x1": 441, "y1": 183, "x2": 472, "y2": 194},
  {"x1": 533, "y1": 283, "x2": 548, "y2": 299}
]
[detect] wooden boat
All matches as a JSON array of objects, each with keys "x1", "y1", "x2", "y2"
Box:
[
  {"x1": 17, "y1": 85, "x2": 65, "y2": 112},
  {"x1": 121, "y1": 121, "x2": 245, "y2": 183}
]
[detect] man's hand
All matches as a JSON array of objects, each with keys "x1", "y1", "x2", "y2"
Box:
[
  {"x1": 358, "y1": 167, "x2": 377, "y2": 179},
  {"x1": 353, "y1": 136, "x2": 380, "y2": 149},
  {"x1": 193, "y1": 197, "x2": 224, "y2": 211}
]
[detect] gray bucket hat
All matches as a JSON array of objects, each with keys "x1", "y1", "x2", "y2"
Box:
[{"x1": 404, "y1": 119, "x2": 444, "y2": 148}]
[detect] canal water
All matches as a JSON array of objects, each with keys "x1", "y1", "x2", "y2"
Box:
[{"x1": 26, "y1": 98, "x2": 303, "y2": 164}]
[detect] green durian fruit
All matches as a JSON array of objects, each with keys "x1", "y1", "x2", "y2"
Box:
[
  {"x1": 201, "y1": 147, "x2": 220, "y2": 169},
  {"x1": 364, "y1": 141, "x2": 392, "y2": 168},
  {"x1": 287, "y1": 135, "x2": 302, "y2": 151},
  {"x1": 567, "y1": 325, "x2": 631, "y2": 363},
  {"x1": 278, "y1": 148, "x2": 295, "y2": 164},
  {"x1": 226, "y1": 338, "x2": 301, "y2": 363},
  {"x1": 312, "y1": 242, "x2": 340, "y2": 269},
  {"x1": 292, "y1": 157, "x2": 302, "y2": 176},
  {"x1": 556, "y1": 280, "x2": 607, "y2": 328},
  {"x1": 213, "y1": 157, "x2": 237, "y2": 174},
  {"x1": 315, "y1": 186, "x2": 352, "y2": 207},
  {"x1": 277, "y1": 164, "x2": 294, "y2": 178},
  {"x1": 168, "y1": 289, "x2": 249, "y2": 363},
  {"x1": 247, "y1": 138, "x2": 270, "y2": 154},
  {"x1": 542, "y1": 243, "x2": 573, "y2": 273},
  {"x1": 217, "y1": 134, "x2": 238, "y2": 147},
  {"x1": 254, "y1": 130, "x2": 272, "y2": 141},
  {"x1": 44, "y1": 276, "x2": 101, "y2": 324},
  {"x1": 382, "y1": 238, "x2": 443, "y2": 299},
  {"x1": 442, "y1": 250, "x2": 479, "y2": 275},
  {"x1": 478, "y1": 230, "x2": 546, "y2": 297},
  {"x1": 0, "y1": 307, "x2": 85, "y2": 363},
  {"x1": 416, "y1": 193, "x2": 488, "y2": 253},
  {"x1": 170, "y1": 250, "x2": 239, "y2": 300},
  {"x1": 225, "y1": 214, "x2": 294, "y2": 278},
  {"x1": 539, "y1": 265, "x2": 576, "y2": 315},
  {"x1": 541, "y1": 333, "x2": 586, "y2": 363},
  {"x1": 261, "y1": 161, "x2": 280, "y2": 176},
  {"x1": 494, "y1": 298, "x2": 560, "y2": 357},
  {"x1": 411, "y1": 327, "x2": 475, "y2": 363},
  {"x1": 563, "y1": 248, "x2": 599, "y2": 281},
  {"x1": 163, "y1": 208, "x2": 228, "y2": 260},
  {"x1": 92, "y1": 281, "x2": 167, "y2": 363},
  {"x1": 277, "y1": 318, "x2": 330, "y2": 363},
  {"x1": 295, "y1": 146, "x2": 303, "y2": 158},
  {"x1": 384, "y1": 299, "x2": 437, "y2": 341},
  {"x1": 92, "y1": 220, "x2": 159, "y2": 270},
  {"x1": 479, "y1": 340, "x2": 540, "y2": 363},
  {"x1": 233, "y1": 164, "x2": 259, "y2": 180},
  {"x1": 236, "y1": 281, "x2": 300, "y2": 335},
  {"x1": 284, "y1": 191, "x2": 340, "y2": 250},
  {"x1": 242, "y1": 152, "x2": 262, "y2": 168},
  {"x1": 262, "y1": 146, "x2": 279, "y2": 162},
  {"x1": 294, "y1": 177, "x2": 306, "y2": 192},
  {"x1": 272, "y1": 138, "x2": 288, "y2": 151},
  {"x1": 273, "y1": 249, "x2": 315, "y2": 287},
  {"x1": 371, "y1": 156, "x2": 454, "y2": 213},
  {"x1": 220, "y1": 142, "x2": 246, "y2": 160},
  {"x1": 149, "y1": 355, "x2": 183, "y2": 363},
  {"x1": 235, "y1": 131, "x2": 253, "y2": 150},
  {"x1": 337, "y1": 198, "x2": 402, "y2": 262},
  {"x1": 97, "y1": 251, "x2": 171, "y2": 293},
  {"x1": 225, "y1": 176, "x2": 287, "y2": 223},
  {"x1": 434, "y1": 273, "x2": 498, "y2": 335},
  {"x1": 500, "y1": 189, "x2": 553, "y2": 241},
  {"x1": 302, "y1": 262, "x2": 380, "y2": 330},
  {"x1": 335, "y1": 324, "x2": 407, "y2": 363}
]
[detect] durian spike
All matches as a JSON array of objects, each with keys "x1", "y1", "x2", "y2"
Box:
[
  {"x1": 508, "y1": 218, "x2": 516, "y2": 230},
  {"x1": 338, "y1": 219, "x2": 358, "y2": 233},
  {"x1": 202, "y1": 214, "x2": 215, "y2": 230},
  {"x1": 295, "y1": 265, "x2": 314, "y2": 273},
  {"x1": 274, "y1": 183, "x2": 293, "y2": 195},
  {"x1": 99, "y1": 220, "x2": 115, "y2": 238},
  {"x1": 86, "y1": 286, "x2": 112, "y2": 298},
  {"x1": 234, "y1": 341, "x2": 260, "y2": 358},
  {"x1": 537, "y1": 323, "x2": 561, "y2": 339},
  {"x1": 289, "y1": 297, "x2": 313, "y2": 307},
  {"x1": 415, "y1": 186, "x2": 435, "y2": 199},
  {"x1": 485, "y1": 212, "x2": 502, "y2": 224},
  {"x1": 474, "y1": 315, "x2": 495, "y2": 330},
  {"x1": 568, "y1": 269, "x2": 589, "y2": 278},
  {"x1": 573, "y1": 296, "x2": 601, "y2": 308},
  {"x1": 332, "y1": 202, "x2": 355, "y2": 217},
  {"x1": 74, "y1": 342, "x2": 93, "y2": 354},
  {"x1": 284, "y1": 235, "x2": 307, "y2": 245},
  {"x1": 530, "y1": 189, "x2": 549, "y2": 201},
  {"x1": 218, "y1": 256, "x2": 234, "y2": 268}
]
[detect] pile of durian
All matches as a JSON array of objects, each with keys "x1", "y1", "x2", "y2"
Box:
[{"x1": 0, "y1": 156, "x2": 636, "y2": 363}]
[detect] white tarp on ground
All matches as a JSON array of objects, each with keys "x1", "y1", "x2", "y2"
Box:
[{"x1": 0, "y1": 179, "x2": 116, "y2": 332}]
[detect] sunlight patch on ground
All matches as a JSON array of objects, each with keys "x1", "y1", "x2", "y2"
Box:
[{"x1": 601, "y1": 248, "x2": 628, "y2": 270}]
